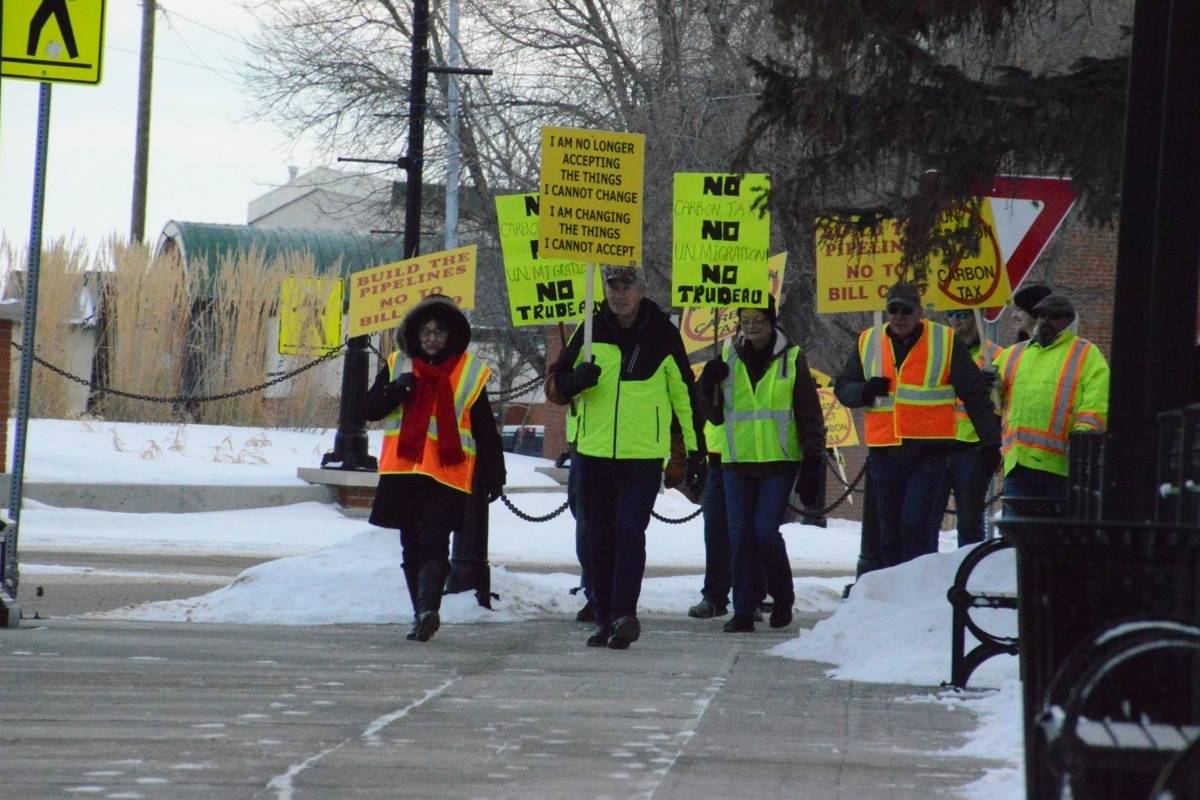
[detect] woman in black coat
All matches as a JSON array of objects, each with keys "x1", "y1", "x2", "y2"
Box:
[{"x1": 362, "y1": 295, "x2": 505, "y2": 642}]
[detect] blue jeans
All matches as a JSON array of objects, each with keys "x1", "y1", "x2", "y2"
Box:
[
  {"x1": 577, "y1": 454, "x2": 662, "y2": 628},
  {"x1": 723, "y1": 468, "x2": 796, "y2": 619},
  {"x1": 700, "y1": 461, "x2": 731, "y2": 606},
  {"x1": 1001, "y1": 465, "x2": 1067, "y2": 517},
  {"x1": 566, "y1": 448, "x2": 591, "y2": 602},
  {"x1": 867, "y1": 449, "x2": 948, "y2": 568},
  {"x1": 930, "y1": 446, "x2": 991, "y2": 547}
]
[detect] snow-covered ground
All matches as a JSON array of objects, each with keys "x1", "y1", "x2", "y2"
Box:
[{"x1": 5, "y1": 418, "x2": 1022, "y2": 798}]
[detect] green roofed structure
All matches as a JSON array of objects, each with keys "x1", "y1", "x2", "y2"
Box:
[{"x1": 156, "y1": 221, "x2": 407, "y2": 294}]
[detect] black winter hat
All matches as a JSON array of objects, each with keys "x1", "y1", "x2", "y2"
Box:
[
  {"x1": 1013, "y1": 284, "x2": 1052, "y2": 315},
  {"x1": 1032, "y1": 293, "x2": 1076, "y2": 322},
  {"x1": 400, "y1": 294, "x2": 471, "y2": 358},
  {"x1": 739, "y1": 293, "x2": 777, "y2": 325}
]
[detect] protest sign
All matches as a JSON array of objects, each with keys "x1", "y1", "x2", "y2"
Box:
[
  {"x1": 671, "y1": 173, "x2": 770, "y2": 308},
  {"x1": 278, "y1": 277, "x2": 343, "y2": 355},
  {"x1": 681, "y1": 253, "x2": 787, "y2": 357},
  {"x1": 538, "y1": 126, "x2": 644, "y2": 266},
  {"x1": 347, "y1": 246, "x2": 476, "y2": 337}
]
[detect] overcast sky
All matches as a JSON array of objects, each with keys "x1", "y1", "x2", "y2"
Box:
[{"x1": 1, "y1": 0, "x2": 316, "y2": 253}]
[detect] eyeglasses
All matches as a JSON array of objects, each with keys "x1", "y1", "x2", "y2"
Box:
[
  {"x1": 739, "y1": 316, "x2": 770, "y2": 328},
  {"x1": 418, "y1": 325, "x2": 449, "y2": 339},
  {"x1": 887, "y1": 304, "x2": 914, "y2": 316}
]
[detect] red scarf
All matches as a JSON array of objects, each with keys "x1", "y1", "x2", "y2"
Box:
[{"x1": 396, "y1": 353, "x2": 465, "y2": 466}]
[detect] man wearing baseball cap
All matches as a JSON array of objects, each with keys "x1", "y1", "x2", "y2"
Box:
[
  {"x1": 835, "y1": 282, "x2": 1001, "y2": 568},
  {"x1": 548, "y1": 266, "x2": 707, "y2": 649}
]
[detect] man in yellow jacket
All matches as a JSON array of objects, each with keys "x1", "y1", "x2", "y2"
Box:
[
  {"x1": 549, "y1": 266, "x2": 707, "y2": 650},
  {"x1": 993, "y1": 293, "x2": 1110, "y2": 512}
]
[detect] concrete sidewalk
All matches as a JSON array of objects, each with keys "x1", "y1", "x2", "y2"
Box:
[{"x1": 0, "y1": 613, "x2": 1003, "y2": 799}]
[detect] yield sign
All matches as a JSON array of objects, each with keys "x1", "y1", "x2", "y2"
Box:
[{"x1": 981, "y1": 176, "x2": 1077, "y2": 321}]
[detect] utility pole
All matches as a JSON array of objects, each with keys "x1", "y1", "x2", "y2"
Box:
[
  {"x1": 129, "y1": 0, "x2": 156, "y2": 243},
  {"x1": 444, "y1": 0, "x2": 461, "y2": 251},
  {"x1": 326, "y1": 0, "x2": 490, "y2": 472}
]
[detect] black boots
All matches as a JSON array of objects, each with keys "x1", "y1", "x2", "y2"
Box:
[{"x1": 404, "y1": 561, "x2": 448, "y2": 643}]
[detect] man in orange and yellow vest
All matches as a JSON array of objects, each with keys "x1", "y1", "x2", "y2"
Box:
[
  {"x1": 993, "y1": 293, "x2": 1109, "y2": 513},
  {"x1": 835, "y1": 283, "x2": 1001, "y2": 568},
  {"x1": 932, "y1": 309, "x2": 1003, "y2": 547}
]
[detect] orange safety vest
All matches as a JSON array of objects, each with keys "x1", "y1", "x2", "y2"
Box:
[
  {"x1": 378, "y1": 350, "x2": 491, "y2": 492},
  {"x1": 954, "y1": 338, "x2": 1002, "y2": 442},
  {"x1": 858, "y1": 322, "x2": 957, "y2": 446}
]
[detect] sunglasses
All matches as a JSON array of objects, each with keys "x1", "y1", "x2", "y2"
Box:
[{"x1": 887, "y1": 304, "x2": 914, "y2": 316}]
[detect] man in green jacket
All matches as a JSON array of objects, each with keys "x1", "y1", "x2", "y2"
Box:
[{"x1": 550, "y1": 266, "x2": 707, "y2": 650}]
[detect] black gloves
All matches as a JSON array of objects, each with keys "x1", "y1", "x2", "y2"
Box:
[
  {"x1": 796, "y1": 456, "x2": 824, "y2": 508},
  {"x1": 699, "y1": 359, "x2": 729, "y2": 389},
  {"x1": 390, "y1": 372, "x2": 417, "y2": 397},
  {"x1": 486, "y1": 484, "x2": 504, "y2": 504},
  {"x1": 977, "y1": 444, "x2": 1002, "y2": 483},
  {"x1": 572, "y1": 360, "x2": 601, "y2": 393},
  {"x1": 861, "y1": 376, "x2": 891, "y2": 405},
  {"x1": 685, "y1": 451, "x2": 708, "y2": 495}
]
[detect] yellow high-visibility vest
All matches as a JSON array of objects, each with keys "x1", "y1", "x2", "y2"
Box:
[
  {"x1": 954, "y1": 338, "x2": 1002, "y2": 442},
  {"x1": 721, "y1": 343, "x2": 802, "y2": 463},
  {"x1": 994, "y1": 331, "x2": 1109, "y2": 477}
]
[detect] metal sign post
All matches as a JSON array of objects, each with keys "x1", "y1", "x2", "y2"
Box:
[{"x1": 1, "y1": 81, "x2": 53, "y2": 626}]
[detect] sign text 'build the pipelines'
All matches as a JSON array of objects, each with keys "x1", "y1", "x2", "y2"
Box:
[{"x1": 347, "y1": 246, "x2": 476, "y2": 337}]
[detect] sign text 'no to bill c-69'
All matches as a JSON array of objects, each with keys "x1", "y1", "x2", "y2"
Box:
[
  {"x1": 348, "y1": 246, "x2": 476, "y2": 337},
  {"x1": 538, "y1": 126, "x2": 644, "y2": 266},
  {"x1": 672, "y1": 172, "x2": 771, "y2": 309},
  {"x1": 495, "y1": 192, "x2": 600, "y2": 327},
  {"x1": 1, "y1": 0, "x2": 106, "y2": 84}
]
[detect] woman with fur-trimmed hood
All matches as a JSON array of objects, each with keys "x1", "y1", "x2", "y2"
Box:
[{"x1": 362, "y1": 295, "x2": 505, "y2": 642}]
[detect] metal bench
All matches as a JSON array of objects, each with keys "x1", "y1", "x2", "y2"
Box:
[
  {"x1": 945, "y1": 537, "x2": 1018, "y2": 689},
  {"x1": 1038, "y1": 617, "x2": 1200, "y2": 799}
]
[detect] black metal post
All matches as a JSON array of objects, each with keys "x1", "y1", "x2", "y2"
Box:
[
  {"x1": 324, "y1": 0, "x2": 432, "y2": 471},
  {"x1": 1104, "y1": 0, "x2": 1200, "y2": 521}
]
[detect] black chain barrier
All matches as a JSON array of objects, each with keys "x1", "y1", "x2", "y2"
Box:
[
  {"x1": 500, "y1": 493, "x2": 570, "y2": 522},
  {"x1": 789, "y1": 460, "x2": 868, "y2": 518},
  {"x1": 651, "y1": 506, "x2": 703, "y2": 524},
  {"x1": 10, "y1": 340, "x2": 545, "y2": 406}
]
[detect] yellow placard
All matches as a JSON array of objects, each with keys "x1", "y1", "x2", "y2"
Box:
[
  {"x1": 496, "y1": 193, "x2": 600, "y2": 326},
  {"x1": 279, "y1": 277, "x2": 343, "y2": 355},
  {"x1": 347, "y1": 245, "x2": 476, "y2": 337},
  {"x1": 815, "y1": 200, "x2": 1012, "y2": 313},
  {"x1": 2, "y1": 0, "x2": 106, "y2": 84},
  {"x1": 681, "y1": 252, "x2": 788, "y2": 356},
  {"x1": 672, "y1": 173, "x2": 770, "y2": 308},
  {"x1": 538, "y1": 126, "x2": 644, "y2": 266},
  {"x1": 819, "y1": 387, "x2": 859, "y2": 448}
]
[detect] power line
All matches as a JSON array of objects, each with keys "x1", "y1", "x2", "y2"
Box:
[
  {"x1": 106, "y1": 44, "x2": 240, "y2": 81},
  {"x1": 155, "y1": 4, "x2": 247, "y2": 46}
]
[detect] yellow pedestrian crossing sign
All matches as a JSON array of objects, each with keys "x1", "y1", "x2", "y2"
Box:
[{"x1": 2, "y1": 0, "x2": 106, "y2": 85}]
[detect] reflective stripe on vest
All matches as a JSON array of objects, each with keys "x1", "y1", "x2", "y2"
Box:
[
  {"x1": 859, "y1": 322, "x2": 957, "y2": 446},
  {"x1": 721, "y1": 344, "x2": 801, "y2": 463},
  {"x1": 954, "y1": 339, "x2": 1002, "y2": 442},
  {"x1": 378, "y1": 350, "x2": 490, "y2": 491},
  {"x1": 999, "y1": 338, "x2": 1092, "y2": 462}
]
